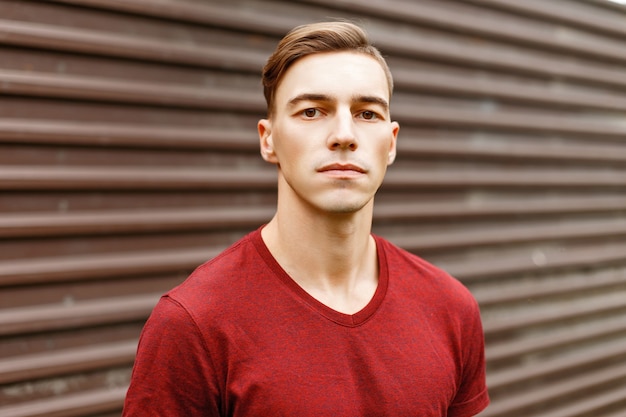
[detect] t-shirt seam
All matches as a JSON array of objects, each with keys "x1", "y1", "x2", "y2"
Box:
[
  {"x1": 449, "y1": 385, "x2": 490, "y2": 416},
  {"x1": 161, "y1": 295, "x2": 223, "y2": 400}
]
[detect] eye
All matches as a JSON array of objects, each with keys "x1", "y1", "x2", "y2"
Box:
[
  {"x1": 359, "y1": 110, "x2": 378, "y2": 120},
  {"x1": 301, "y1": 108, "x2": 320, "y2": 118}
]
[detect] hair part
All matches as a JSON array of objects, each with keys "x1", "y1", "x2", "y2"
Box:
[{"x1": 261, "y1": 21, "x2": 394, "y2": 117}]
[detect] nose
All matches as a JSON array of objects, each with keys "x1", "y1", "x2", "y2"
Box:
[{"x1": 328, "y1": 108, "x2": 357, "y2": 151}]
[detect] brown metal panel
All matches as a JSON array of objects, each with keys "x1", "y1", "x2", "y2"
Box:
[
  {"x1": 1, "y1": 195, "x2": 625, "y2": 238},
  {"x1": 0, "y1": 293, "x2": 160, "y2": 336},
  {"x1": 0, "y1": 206, "x2": 275, "y2": 237},
  {"x1": 0, "y1": 340, "x2": 136, "y2": 385},
  {"x1": 392, "y1": 102, "x2": 626, "y2": 138},
  {"x1": 0, "y1": 18, "x2": 267, "y2": 71},
  {"x1": 486, "y1": 315, "x2": 626, "y2": 364},
  {"x1": 2, "y1": 165, "x2": 626, "y2": 191},
  {"x1": 50, "y1": 0, "x2": 292, "y2": 35},
  {"x1": 392, "y1": 67, "x2": 626, "y2": 112},
  {"x1": 303, "y1": 0, "x2": 626, "y2": 63},
  {"x1": 0, "y1": 247, "x2": 218, "y2": 286},
  {"x1": 0, "y1": 387, "x2": 127, "y2": 417},
  {"x1": 0, "y1": 69, "x2": 264, "y2": 111},
  {"x1": 386, "y1": 217, "x2": 626, "y2": 252},
  {"x1": 481, "y1": 366, "x2": 626, "y2": 416},
  {"x1": 397, "y1": 131, "x2": 626, "y2": 164},
  {"x1": 0, "y1": 119, "x2": 257, "y2": 149},
  {"x1": 0, "y1": 0, "x2": 625, "y2": 415},
  {"x1": 437, "y1": 240, "x2": 626, "y2": 281},
  {"x1": 488, "y1": 339, "x2": 626, "y2": 391},
  {"x1": 458, "y1": 0, "x2": 626, "y2": 38},
  {"x1": 0, "y1": 166, "x2": 277, "y2": 190}
]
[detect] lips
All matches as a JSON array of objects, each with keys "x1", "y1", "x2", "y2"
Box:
[{"x1": 318, "y1": 163, "x2": 366, "y2": 173}]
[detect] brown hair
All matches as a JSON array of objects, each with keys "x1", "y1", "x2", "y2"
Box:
[{"x1": 261, "y1": 21, "x2": 394, "y2": 117}]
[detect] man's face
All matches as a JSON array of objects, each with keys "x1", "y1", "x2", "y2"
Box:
[{"x1": 258, "y1": 51, "x2": 399, "y2": 215}]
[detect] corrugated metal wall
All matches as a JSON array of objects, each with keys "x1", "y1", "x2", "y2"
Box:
[{"x1": 1, "y1": 0, "x2": 625, "y2": 416}]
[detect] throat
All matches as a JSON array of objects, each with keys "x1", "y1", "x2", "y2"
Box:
[
  {"x1": 261, "y1": 218, "x2": 380, "y2": 314},
  {"x1": 303, "y1": 275, "x2": 379, "y2": 315}
]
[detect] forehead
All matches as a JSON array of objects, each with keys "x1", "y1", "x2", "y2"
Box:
[{"x1": 274, "y1": 52, "x2": 390, "y2": 108}]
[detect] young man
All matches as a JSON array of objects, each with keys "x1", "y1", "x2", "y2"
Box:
[{"x1": 123, "y1": 21, "x2": 489, "y2": 416}]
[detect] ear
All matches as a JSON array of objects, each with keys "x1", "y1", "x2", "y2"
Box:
[
  {"x1": 387, "y1": 121, "x2": 400, "y2": 165},
  {"x1": 258, "y1": 119, "x2": 278, "y2": 164}
]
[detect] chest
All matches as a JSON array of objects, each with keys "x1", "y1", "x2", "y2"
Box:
[{"x1": 221, "y1": 317, "x2": 459, "y2": 417}]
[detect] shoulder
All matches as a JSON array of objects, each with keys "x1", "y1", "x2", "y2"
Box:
[
  {"x1": 165, "y1": 228, "x2": 268, "y2": 316},
  {"x1": 375, "y1": 235, "x2": 479, "y2": 312}
]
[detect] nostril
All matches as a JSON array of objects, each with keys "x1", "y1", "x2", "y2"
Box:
[{"x1": 330, "y1": 141, "x2": 357, "y2": 150}]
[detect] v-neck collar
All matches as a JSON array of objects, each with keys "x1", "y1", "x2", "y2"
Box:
[{"x1": 251, "y1": 227, "x2": 388, "y2": 327}]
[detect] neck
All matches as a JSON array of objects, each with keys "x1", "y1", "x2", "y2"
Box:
[{"x1": 261, "y1": 185, "x2": 379, "y2": 314}]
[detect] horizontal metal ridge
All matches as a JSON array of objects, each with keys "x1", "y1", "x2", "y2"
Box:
[
  {"x1": 488, "y1": 338, "x2": 626, "y2": 391},
  {"x1": 0, "y1": 69, "x2": 264, "y2": 111},
  {"x1": 0, "y1": 206, "x2": 274, "y2": 238},
  {"x1": 375, "y1": 195, "x2": 626, "y2": 220},
  {"x1": 474, "y1": 268, "x2": 626, "y2": 307},
  {"x1": 586, "y1": 0, "x2": 626, "y2": 12},
  {"x1": 483, "y1": 295, "x2": 626, "y2": 337},
  {"x1": 3, "y1": 15, "x2": 626, "y2": 91},
  {"x1": 2, "y1": 195, "x2": 625, "y2": 238},
  {"x1": 459, "y1": 0, "x2": 626, "y2": 39},
  {"x1": 398, "y1": 135, "x2": 626, "y2": 164},
  {"x1": 61, "y1": 0, "x2": 626, "y2": 62},
  {"x1": 3, "y1": 116, "x2": 626, "y2": 158},
  {"x1": 4, "y1": 68, "x2": 626, "y2": 116},
  {"x1": 486, "y1": 316, "x2": 626, "y2": 364},
  {"x1": 393, "y1": 68, "x2": 626, "y2": 112},
  {"x1": 0, "y1": 386, "x2": 126, "y2": 417},
  {"x1": 0, "y1": 293, "x2": 160, "y2": 336},
  {"x1": 393, "y1": 103, "x2": 626, "y2": 138},
  {"x1": 0, "y1": 247, "x2": 219, "y2": 286},
  {"x1": 304, "y1": 0, "x2": 626, "y2": 63},
  {"x1": 482, "y1": 362, "x2": 626, "y2": 417},
  {"x1": 384, "y1": 168, "x2": 626, "y2": 188},
  {"x1": 2, "y1": 166, "x2": 626, "y2": 191},
  {"x1": 0, "y1": 19, "x2": 266, "y2": 70},
  {"x1": 51, "y1": 0, "x2": 293, "y2": 35},
  {"x1": 380, "y1": 32, "x2": 626, "y2": 90},
  {"x1": 0, "y1": 340, "x2": 136, "y2": 385},
  {"x1": 390, "y1": 217, "x2": 626, "y2": 253},
  {"x1": 442, "y1": 240, "x2": 626, "y2": 281},
  {"x1": 0, "y1": 166, "x2": 277, "y2": 190},
  {"x1": 0, "y1": 119, "x2": 257, "y2": 150},
  {"x1": 2, "y1": 223, "x2": 624, "y2": 287},
  {"x1": 533, "y1": 384, "x2": 626, "y2": 417}
]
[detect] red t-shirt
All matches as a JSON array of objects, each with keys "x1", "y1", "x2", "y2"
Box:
[{"x1": 123, "y1": 228, "x2": 489, "y2": 416}]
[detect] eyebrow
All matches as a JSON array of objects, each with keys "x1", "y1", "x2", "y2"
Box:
[{"x1": 287, "y1": 93, "x2": 389, "y2": 112}]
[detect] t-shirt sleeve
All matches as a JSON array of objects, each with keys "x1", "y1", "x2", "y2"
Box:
[
  {"x1": 122, "y1": 296, "x2": 221, "y2": 417},
  {"x1": 448, "y1": 296, "x2": 490, "y2": 417}
]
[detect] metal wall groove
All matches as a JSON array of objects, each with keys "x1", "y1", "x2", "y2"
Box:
[{"x1": 1, "y1": 0, "x2": 625, "y2": 415}]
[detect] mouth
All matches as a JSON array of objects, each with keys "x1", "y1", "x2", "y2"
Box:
[{"x1": 318, "y1": 163, "x2": 366, "y2": 177}]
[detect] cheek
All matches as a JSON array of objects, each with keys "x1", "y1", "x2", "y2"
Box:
[
  {"x1": 361, "y1": 128, "x2": 394, "y2": 155},
  {"x1": 274, "y1": 122, "x2": 321, "y2": 154},
  {"x1": 270, "y1": 126, "x2": 306, "y2": 166}
]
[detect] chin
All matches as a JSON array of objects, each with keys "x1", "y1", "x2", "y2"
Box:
[
  {"x1": 296, "y1": 187, "x2": 375, "y2": 215},
  {"x1": 320, "y1": 199, "x2": 371, "y2": 215}
]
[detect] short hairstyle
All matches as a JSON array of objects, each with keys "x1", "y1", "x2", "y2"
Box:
[{"x1": 261, "y1": 21, "x2": 394, "y2": 117}]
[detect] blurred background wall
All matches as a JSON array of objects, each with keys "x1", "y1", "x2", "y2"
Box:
[{"x1": 1, "y1": 0, "x2": 625, "y2": 416}]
